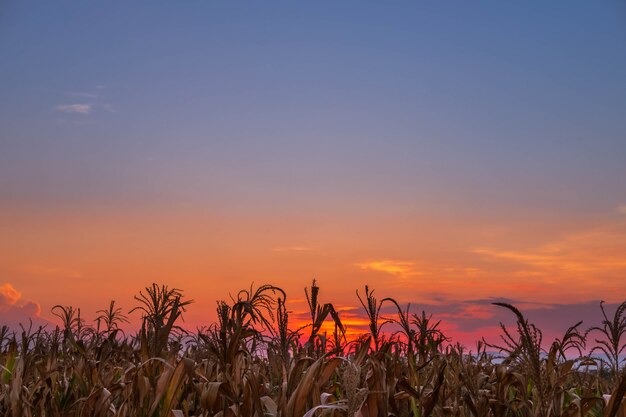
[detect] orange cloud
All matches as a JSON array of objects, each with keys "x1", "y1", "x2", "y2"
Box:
[
  {"x1": 356, "y1": 260, "x2": 417, "y2": 275},
  {"x1": 355, "y1": 260, "x2": 423, "y2": 285},
  {"x1": 471, "y1": 223, "x2": 626, "y2": 302},
  {"x1": 22, "y1": 264, "x2": 83, "y2": 279},
  {"x1": 0, "y1": 283, "x2": 21, "y2": 306},
  {"x1": 272, "y1": 246, "x2": 312, "y2": 252},
  {"x1": 353, "y1": 259, "x2": 488, "y2": 299},
  {"x1": 0, "y1": 283, "x2": 49, "y2": 329}
]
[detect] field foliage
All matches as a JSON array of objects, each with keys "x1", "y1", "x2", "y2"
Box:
[{"x1": 1, "y1": 281, "x2": 626, "y2": 417}]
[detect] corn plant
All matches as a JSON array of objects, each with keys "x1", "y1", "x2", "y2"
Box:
[
  {"x1": 130, "y1": 283, "x2": 193, "y2": 358},
  {"x1": 356, "y1": 285, "x2": 393, "y2": 352},
  {"x1": 587, "y1": 301, "x2": 626, "y2": 383},
  {"x1": 2, "y1": 282, "x2": 626, "y2": 417}
]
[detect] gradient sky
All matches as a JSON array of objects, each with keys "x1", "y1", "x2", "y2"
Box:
[{"x1": 1, "y1": 1, "x2": 626, "y2": 345}]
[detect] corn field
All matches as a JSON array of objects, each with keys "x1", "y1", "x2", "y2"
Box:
[{"x1": 1, "y1": 281, "x2": 626, "y2": 417}]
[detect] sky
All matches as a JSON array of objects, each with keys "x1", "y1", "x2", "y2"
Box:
[{"x1": 1, "y1": 1, "x2": 626, "y2": 346}]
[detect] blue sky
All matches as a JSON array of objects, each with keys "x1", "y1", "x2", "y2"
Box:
[{"x1": 2, "y1": 1, "x2": 625, "y2": 212}]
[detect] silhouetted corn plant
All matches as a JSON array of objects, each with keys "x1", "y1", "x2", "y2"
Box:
[
  {"x1": 412, "y1": 310, "x2": 449, "y2": 365},
  {"x1": 387, "y1": 300, "x2": 416, "y2": 355},
  {"x1": 129, "y1": 283, "x2": 193, "y2": 357},
  {"x1": 587, "y1": 300, "x2": 626, "y2": 382},
  {"x1": 486, "y1": 302, "x2": 600, "y2": 417},
  {"x1": 2, "y1": 282, "x2": 626, "y2": 417},
  {"x1": 271, "y1": 296, "x2": 300, "y2": 364},
  {"x1": 304, "y1": 279, "x2": 344, "y2": 354},
  {"x1": 356, "y1": 285, "x2": 393, "y2": 352},
  {"x1": 230, "y1": 283, "x2": 285, "y2": 331},
  {"x1": 95, "y1": 300, "x2": 129, "y2": 336}
]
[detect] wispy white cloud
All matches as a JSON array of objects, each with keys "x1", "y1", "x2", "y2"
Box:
[
  {"x1": 55, "y1": 103, "x2": 92, "y2": 114},
  {"x1": 65, "y1": 91, "x2": 98, "y2": 98},
  {"x1": 55, "y1": 85, "x2": 111, "y2": 116},
  {"x1": 617, "y1": 204, "x2": 626, "y2": 215},
  {"x1": 100, "y1": 103, "x2": 116, "y2": 113}
]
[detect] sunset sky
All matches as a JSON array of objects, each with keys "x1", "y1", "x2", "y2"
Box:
[{"x1": 1, "y1": 1, "x2": 626, "y2": 346}]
